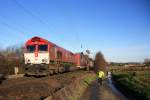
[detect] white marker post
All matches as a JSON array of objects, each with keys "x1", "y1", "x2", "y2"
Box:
[{"x1": 14, "y1": 67, "x2": 19, "y2": 75}]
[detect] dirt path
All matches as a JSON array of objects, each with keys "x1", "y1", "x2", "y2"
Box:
[{"x1": 79, "y1": 79, "x2": 128, "y2": 100}]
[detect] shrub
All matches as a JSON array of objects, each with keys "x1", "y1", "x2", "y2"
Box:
[
  {"x1": 112, "y1": 72, "x2": 150, "y2": 100},
  {"x1": 0, "y1": 45, "x2": 24, "y2": 74},
  {"x1": 94, "y1": 51, "x2": 108, "y2": 73}
]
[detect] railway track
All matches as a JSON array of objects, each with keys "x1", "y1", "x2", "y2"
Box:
[
  {"x1": 6, "y1": 74, "x2": 24, "y2": 79},
  {"x1": 0, "y1": 70, "x2": 88, "y2": 100}
]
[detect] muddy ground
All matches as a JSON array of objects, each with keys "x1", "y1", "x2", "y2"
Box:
[
  {"x1": 79, "y1": 80, "x2": 128, "y2": 100},
  {"x1": 0, "y1": 70, "x2": 88, "y2": 100}
]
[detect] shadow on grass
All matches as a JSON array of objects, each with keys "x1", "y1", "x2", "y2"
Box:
[{"x1": 84, "y1": 80, "x2": 90, "y2": 86}]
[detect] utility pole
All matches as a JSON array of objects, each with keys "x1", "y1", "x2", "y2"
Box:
[{"x1": 86, "y1": 50, "x2": 90, "y2": 71}]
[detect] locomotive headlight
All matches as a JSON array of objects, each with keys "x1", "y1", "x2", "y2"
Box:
[
  {"x1": 27, "y1": 59, "x2": 30, "y2": 62},
  {"x1": 45, "y1": 59, "x2": 47, "y2": 62},
  {"x1": 26, "y1": 59, "x2": 30, "y2": 63},
  {"x1": 42, "y1": 58, "x2": 47, "y2": 62}
]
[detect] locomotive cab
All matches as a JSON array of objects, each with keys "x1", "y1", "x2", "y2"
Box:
[
  {"x1": 24, "y1": 37, "x2": 50, "y2": 76},
  {"x1": 24, "y1": 37, "x2": 50, "y2": 65}
]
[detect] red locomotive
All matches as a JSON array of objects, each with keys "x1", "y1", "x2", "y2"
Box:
[{"x1": 24, "y1": 36, "x2": 93, "y2": 76}]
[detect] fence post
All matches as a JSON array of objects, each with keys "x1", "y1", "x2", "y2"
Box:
[{"x1": 14, "y1": 67, "x2": 19, "y2": 75}]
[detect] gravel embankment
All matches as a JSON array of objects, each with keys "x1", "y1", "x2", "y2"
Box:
[{"x1": 0, "y1": 70, "x2": 88, "y2": 100}]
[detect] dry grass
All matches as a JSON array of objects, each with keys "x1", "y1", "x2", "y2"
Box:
[{"x1": 45, "y1": 72, "x2": 96, "y2": 100}]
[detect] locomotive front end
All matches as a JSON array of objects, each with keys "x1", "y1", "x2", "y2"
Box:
[
  {"x1": 24, "y1": 45, "x2": 49, "y2": 64},
  {"x1": 24, "y1": 37, "x2": 50, "y2": 76}
]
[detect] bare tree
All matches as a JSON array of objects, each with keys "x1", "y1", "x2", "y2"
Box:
[
  {"x1": 144, "y1": 58, "x2": 150, "y2": 66},
  {"x1": 94, "y1": 51, "x2": 108, "y2": 73},
  {"x1": 0, "y1": 44, "x2": 24, "y2": 74}
]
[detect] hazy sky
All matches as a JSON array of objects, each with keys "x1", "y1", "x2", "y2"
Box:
[{"x1": 0, "y1": 0, "x2": 150, "y2": 62}]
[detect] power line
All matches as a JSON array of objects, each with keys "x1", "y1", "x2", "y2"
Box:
[
  {"x1": 0, "y1": 21, "x2": 28, "y2": 37},
  {"x1": 12, "y1": 0, "x2": 84, "y2": 52},
  {"x1": 0, "y1": 16, "x2": 28, "y2": 37},
  {"x1": 13, "y1": 0, "x2": 83, "y2": 50},
  {"x1": 13, "y1": 0, "x2": 52, "y2": 30}
]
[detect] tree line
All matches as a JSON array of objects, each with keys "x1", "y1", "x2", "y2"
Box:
[{"x1": 0, "y1": 45, "x2": 24, "y2": 74}]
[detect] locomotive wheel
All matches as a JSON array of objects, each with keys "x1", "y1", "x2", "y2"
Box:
[
  {"x1": 54, "y1": 69, "x2": 58, "y2": 74},
  {"x1": 58, "y1": 67, "x2": 64, "y2": 73},
  {"x1": 49, "y1": 70, "x2": 54, "y2": 75}
]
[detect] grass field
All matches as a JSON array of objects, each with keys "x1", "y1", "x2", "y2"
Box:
[{"x1": 112, "y1": 71, "x2": 150, "y2": 100}]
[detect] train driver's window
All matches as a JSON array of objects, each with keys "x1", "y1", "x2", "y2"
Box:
[
  {"x1": 27, "y1": 45, "x2": 35, "y2": 52},
  {"x1": 38, "y1": 45, "x2": 48, "y2": 52}
]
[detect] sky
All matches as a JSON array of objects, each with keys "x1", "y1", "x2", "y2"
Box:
[{"x1": 0, "y1": 0, "x2": 150, "y2": 62}]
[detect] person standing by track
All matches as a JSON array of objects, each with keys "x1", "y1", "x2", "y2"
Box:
[{"x1": 98, "y1": 70, "x2": 105, "y2": 86}]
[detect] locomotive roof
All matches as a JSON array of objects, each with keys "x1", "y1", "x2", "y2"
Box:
[{"x1": 26, "y1": 36, "x2": 74, "y2": 54}]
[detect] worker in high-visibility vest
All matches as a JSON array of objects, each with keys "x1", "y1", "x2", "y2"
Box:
[{"x1": 98, "y1": 70, "x2": 105, "y2": 85}]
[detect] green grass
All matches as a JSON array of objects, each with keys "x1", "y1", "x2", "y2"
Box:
[
  {"x1": 83, "y1": 75, "x2": 96, "y2": 86},
  {"x1": 112, "y1": 71, "x2": 150, "y2": 100}
]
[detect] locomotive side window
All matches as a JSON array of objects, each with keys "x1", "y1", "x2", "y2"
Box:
[
  {"x1": 38, "y1": 45, "x2": 48, "y2": 52},
  {"x1": 51, "y1": 46, "x2": 54, "y2": 52},
  {"x1": 57, "y1": 51, "x2": 62, "y2": 59},
  {"x1": 65, "y1": 53, "x2": 68, "y2": 58},
  {"x1": 27, "y1": 45, "x2": 35, "y2": 52}
]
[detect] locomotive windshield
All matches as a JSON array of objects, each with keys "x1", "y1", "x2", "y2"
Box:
[
  {"x1": 27, "y1": 45, "x2": 35, "y2": 52},
  {"x1": 38, "y1": 45, "x2": 48, "y2": 52}
]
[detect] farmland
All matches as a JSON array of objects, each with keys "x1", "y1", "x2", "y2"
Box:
[{"x1": 112, "y1": 70, "x2": 150, "y2": 100}]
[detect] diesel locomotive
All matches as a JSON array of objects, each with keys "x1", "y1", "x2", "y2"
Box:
[{"x1": 24, "y1": 36, "x2": 93, "y2": 76}]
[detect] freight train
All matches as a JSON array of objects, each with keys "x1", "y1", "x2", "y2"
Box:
[{"x1": 24, "y1": 36, "x2": 93, "y2": 76}]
